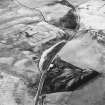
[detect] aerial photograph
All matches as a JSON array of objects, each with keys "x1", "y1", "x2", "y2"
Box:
[{"x1": 0, "y1": 0, "x2": 105, "y2": 105}]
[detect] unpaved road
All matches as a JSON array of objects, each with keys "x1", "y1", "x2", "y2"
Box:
[{"x1": 0, "y1": 0, "x2": 105, "y2": 105}]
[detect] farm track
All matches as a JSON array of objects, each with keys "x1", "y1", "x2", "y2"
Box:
[
  {"x1": 0, "y1": 1, "x2": 72, "y2": 105},
  {"x1": 1, "y1": 0, "x2": 105, "y2": 105}
]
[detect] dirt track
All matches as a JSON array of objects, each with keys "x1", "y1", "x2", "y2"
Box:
[{"x1": 0, "y1": 0, "x2": 105, "y2": 105}]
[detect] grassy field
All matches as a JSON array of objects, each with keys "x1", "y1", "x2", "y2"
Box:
[{"x1": 0, "y1": 0, "x2": 105, "y2": 105}]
